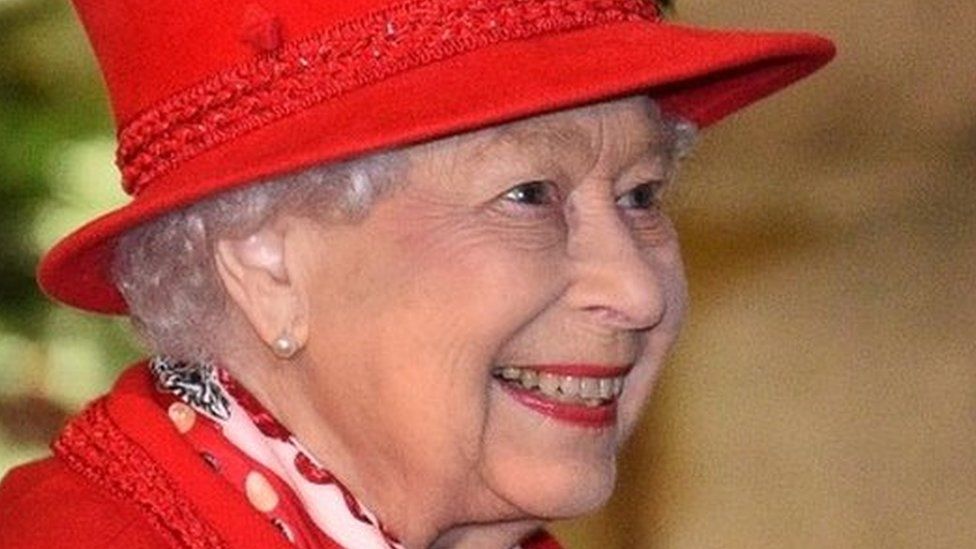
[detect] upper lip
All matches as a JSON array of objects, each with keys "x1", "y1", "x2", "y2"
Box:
[{"x1": 497, "y1": 363, "x2": 633, "y2": 378}]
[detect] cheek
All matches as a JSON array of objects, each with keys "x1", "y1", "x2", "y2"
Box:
[
  {"x1": 393, "y1": 214, "x2": 569, "y2": 345},
  {"x1": 384, "y1": 235, "x2": 575, "y2": 490},
  {"x1": 653, "y1": 236, "x2": 688, "y2": 321},
  {"x1": 318, "y1": 218, "x2": 568, "y2": 441}
]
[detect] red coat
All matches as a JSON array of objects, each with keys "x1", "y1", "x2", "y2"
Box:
[{"x1": 0, "y1": 365, "x2": 562, "y2": 548}]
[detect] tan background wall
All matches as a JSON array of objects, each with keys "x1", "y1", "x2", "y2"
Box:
[
  {"x1": 0, "y1": 1, "x2": 973, "y2": 547},
  {"x1": 554, "y1": 1, "x2": 976, "y2": 547}
]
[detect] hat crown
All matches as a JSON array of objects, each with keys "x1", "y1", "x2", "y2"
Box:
[
  {"x1": 70, "y1": 0, "x2": 661, "y2": 195},
  {"x1": 72, "y1": 0, "x2": 661, "y2": 130},
  {"x1": 73, "y1": 0, "x2": 383, "y2": 126}
]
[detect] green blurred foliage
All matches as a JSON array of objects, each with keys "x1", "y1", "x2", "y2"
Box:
[
  {"x1": 0, "y1": 0, "x2": 138, "y2": 471},
  {"x1": 0, "y1": 0, "x2": 106, "y2": 334}
]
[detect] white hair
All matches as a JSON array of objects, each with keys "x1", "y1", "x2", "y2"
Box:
[
  {"x1": 112, "y1": 152, "x2": 405, "y2": 362},
  {"x1": 112, "y1": 104, "x2": 697, "y2": 362}
]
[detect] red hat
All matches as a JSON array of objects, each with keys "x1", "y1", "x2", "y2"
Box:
[{"x1": 39, "y1": 0, "x2": 834, "y2": 314}]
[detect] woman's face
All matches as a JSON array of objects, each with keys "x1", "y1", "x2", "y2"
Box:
[{"x1": 285, "y1": 96, "x2": 687, "y2": 531}]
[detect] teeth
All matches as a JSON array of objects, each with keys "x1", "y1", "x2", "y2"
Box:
[
  {"x1": 558, "y1": 375, "x2": 580, "y2": 397},
  {"x1": 579, "y1": 378, "x2": 600, "y2": 399},
  {"x1": 538, "y1": 374, "x2": 560, "y2": 397},
  {"x1": 494, "y1": 366, "x2": 627, "y2": 402}
]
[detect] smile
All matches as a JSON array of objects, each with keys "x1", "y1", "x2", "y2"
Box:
[{"x1": 491, "y1": 364, "x2": 631, "y2": 428}]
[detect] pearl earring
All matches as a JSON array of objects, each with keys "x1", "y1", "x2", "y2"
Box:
[{"x1": 271, "y1": 330, "x2": 300, "y2": 359}]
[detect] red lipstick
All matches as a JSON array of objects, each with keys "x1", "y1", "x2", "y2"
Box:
[
  {"x1": 500, "y1": 383, "x2": 617, "y2": 427},
  {"x1": 495, "y1": 363, "x2": 631, "y2": 428}
]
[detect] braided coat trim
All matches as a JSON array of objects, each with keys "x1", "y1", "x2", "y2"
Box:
[{"x1": 52, "y1": 398, "x2": 227, "y2": 549}]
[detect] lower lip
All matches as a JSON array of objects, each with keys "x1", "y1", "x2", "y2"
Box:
[{"x1": 498, "y1": 382, "x2": 617, "y2": 428}]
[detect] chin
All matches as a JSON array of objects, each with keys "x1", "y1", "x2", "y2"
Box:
[
  {"x1": 482, "y1": 441, "x2": 619, "y2": 520},
  {"x1": 527, "y1": 461, "x2": 617, "y2": 518}
]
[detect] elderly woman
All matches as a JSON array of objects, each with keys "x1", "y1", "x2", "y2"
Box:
[{"x1": 0, "y1": 0, "x2": 832, "y2": 547}]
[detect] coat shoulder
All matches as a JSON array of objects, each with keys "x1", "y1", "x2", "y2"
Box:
[{"x1": 0, "y1": 456, "x2": 167, "y2": 548}]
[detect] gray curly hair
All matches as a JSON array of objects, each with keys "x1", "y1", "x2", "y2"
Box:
[
  {"x1": 112, "y1": 152, "x2": 405, "y2": 362},
  {"x1": 112, "y1": 100, "x2": 697, "y2": 363}
]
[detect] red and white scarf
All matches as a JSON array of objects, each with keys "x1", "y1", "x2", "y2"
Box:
[{"x1": 150, "y1": 357, "x2": 403, "y2": 548}]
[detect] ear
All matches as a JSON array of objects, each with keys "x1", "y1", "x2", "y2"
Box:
[{"x1": 214, "y1": 220, "x2": 309, "y2": 357}]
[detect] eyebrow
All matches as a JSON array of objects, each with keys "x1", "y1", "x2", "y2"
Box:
[
  {"x1": 465, "y1": 119, "x2": 594, "y2": 163},
  {"x1": 449, "y1": 108, "x2": 673, "y2": 180}
]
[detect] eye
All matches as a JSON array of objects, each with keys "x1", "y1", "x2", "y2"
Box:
[
  {"x1": 502, "y1": 180, "x2": 561, "y2": 207},
  {"x1": 616, "y1": 180, "x2": 673, "y2": 245},
  {"x1": 616, "y1": 181, "x2": 663, "y2": 210}
]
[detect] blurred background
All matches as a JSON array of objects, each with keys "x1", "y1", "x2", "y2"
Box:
[{"x1": 0, "y1": 0, "x2": 973, "y2": 547}]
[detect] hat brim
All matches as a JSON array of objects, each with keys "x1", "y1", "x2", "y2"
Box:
[{"x1": 38, "y1": 20, "x2": 835, "y2": 314}]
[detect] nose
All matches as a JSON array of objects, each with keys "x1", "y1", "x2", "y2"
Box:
[{"x1": 565, "y1": 200, "x2": 667, "y2": 331}]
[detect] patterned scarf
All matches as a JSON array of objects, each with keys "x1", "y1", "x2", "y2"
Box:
[{"x1": 149, "y1": 356, "x2": 403, "y2": 548}]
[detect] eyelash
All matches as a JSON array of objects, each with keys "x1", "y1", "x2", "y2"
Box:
[
  {"x1": 616, "y1": 181, "x2": 664, "y2": 211},
  {"x1": 494, "y1": 179, "x2": 671, "y2": 247},
  {"x1": 502, "y1": 180, "x2": 561, "y2": 207},
  {"x1": 500, "y1": 180, "x2": 665, "y2": 211}
]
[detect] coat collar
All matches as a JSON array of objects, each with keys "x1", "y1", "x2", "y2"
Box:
[{"x1": 53, "y1": 362, "x2": 299, "y2": 549}]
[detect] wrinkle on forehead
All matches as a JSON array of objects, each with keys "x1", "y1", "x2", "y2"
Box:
[
  {"x1": 467, "y1": 117, "x2": 593, "y2": 164},
  {"x1": 405, "y1": 96, "x2": 669, "y2": 191},
  {"x1": 480, "y1": 97, "x2": 666, "y2": 174}
]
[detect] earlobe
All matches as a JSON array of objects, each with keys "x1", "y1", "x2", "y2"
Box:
[{"x1": 214, "y1": 224, "x2": 307, "y2": 358}]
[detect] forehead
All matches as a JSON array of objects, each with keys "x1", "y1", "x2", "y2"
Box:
[{"x1": 409, "y1": 96, "x2": 666, "y2": 175}]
